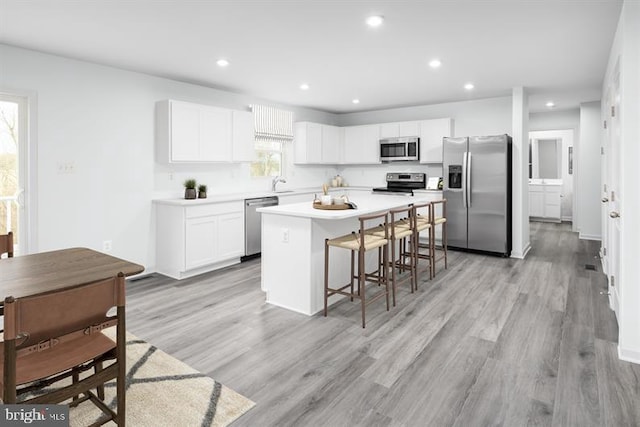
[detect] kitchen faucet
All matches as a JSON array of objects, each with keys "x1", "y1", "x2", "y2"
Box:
[{"x1": 272, "y1": 176, "x2": 286, "y2": 192}]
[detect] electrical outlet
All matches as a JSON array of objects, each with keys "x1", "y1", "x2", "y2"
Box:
[
  {"x1": 282, "y1": 229, "x2": 289, "y2": 243},
  {"x1": 57, "y1": 161, "x2": 75, "y2": 174},
  {"x1": 103, "y1": 240, "x2": 112, "y2": 252}
]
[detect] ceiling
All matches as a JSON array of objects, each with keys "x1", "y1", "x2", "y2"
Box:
[{"x1": 0, "y1": 0, "x2": 623, "y2": 114}]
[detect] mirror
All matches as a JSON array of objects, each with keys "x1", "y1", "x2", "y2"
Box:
[{"x1": 529, "y1": 138, "x2": 562, "y2": 179}]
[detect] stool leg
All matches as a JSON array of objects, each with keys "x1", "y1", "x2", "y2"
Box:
[
  {"x1": 429, "y1": 226, "x2": 435, "y2": 279},
  {"x1": 443, "y1": 222, "x2": 448, "y2": 269},
  {"x1": 350, "y1": 249, "x2": 355, "y2": 300},
  {"x1": 324, "y1": 239, "x2": 329, "y2": 317},
  {"x1": 359, "y1": 248, "x2": 366, "y2": 328},
  {"x1": 391, "y1": 237, "x2": 397, "y2": 307}
]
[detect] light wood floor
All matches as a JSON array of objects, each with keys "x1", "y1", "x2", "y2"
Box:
[{"x1": 127, "y1": 222, "x2": 639, "y2": 426}]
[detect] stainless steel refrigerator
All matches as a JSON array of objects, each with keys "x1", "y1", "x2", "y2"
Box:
[{"x1": 443, "y1": 134, "x2": 512, "y2": 257}]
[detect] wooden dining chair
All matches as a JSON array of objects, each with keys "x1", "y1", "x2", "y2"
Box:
[
  {"x1": 0, "y1": 272, "x2": 127, "y2": 426},
  {"x1": 0, "y1": 231, "x2": 14, "y2": 258}
]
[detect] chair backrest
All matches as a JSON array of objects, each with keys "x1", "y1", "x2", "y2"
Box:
[
  {"x1": 431, "y1": 199, "x2": 447, "y2": 219},
  {"x1": 412, "y1": 202, "x2": 433, "y2": 221},
  {"x1": 3, "y1": 273, "x2": 125, "y2": 347},
  {"x1": 358, "y1": 211, "x2": 389, "y2": 240},
  {"x1": 389, "y1": 205, "x2": 414, "y2": 235},
  {"x1": 0, "y1": 231, "x2": 14, "y2": 258}
]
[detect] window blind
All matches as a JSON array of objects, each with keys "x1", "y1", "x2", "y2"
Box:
[{"x1": 251, "y1": 104, "x2": 294, "y2": 143}]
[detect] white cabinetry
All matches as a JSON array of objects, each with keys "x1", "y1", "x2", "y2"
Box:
[
  {"x1": 419, "y1": 118, "x2": 453, "y2": 163},
  {"x1": 232, "y1": 110, "x2": 256, "y2": 162},
  {"x1": 294, "y1": 122, "x2": 342, "y2": 164},
  {"x1": 379, "y1": 121, "x2": 420, "y2": 138},
  {"x1": 156, "y1": 100, "x2": 254, "y2": 163},
  {"x1": 156, "y1": 201, "x2": 245, "y2": 279},
  {"x1": 529, "y1": 184, "x2": 561, "y2": 222},
  {"x1": 342, "y1": 125, "x2": 380, "y2": 164}
]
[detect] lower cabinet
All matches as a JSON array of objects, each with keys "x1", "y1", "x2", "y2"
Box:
[
  {"x1": 156, "y1": 201, "x2": 245, "y2": 279},
  {"x1": 529, "y1": 184, "x2": 561, "y2": 221}
]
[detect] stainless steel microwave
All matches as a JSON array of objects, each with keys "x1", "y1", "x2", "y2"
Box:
[{"x1": 379, "y1": 137, "x2": 420, "y2": 162}]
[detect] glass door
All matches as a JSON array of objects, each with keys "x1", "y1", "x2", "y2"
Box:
[{"x1": 0, "y1": 94, "x2": 28, "y2": 255}]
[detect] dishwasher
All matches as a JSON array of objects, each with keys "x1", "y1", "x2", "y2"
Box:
[{"x1": 243, "y1": 196, "x2": 279, "y2": 259}]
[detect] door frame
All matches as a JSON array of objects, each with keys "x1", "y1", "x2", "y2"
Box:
[{"x1": 0, "y1": 89, "x2": 38, "y2": 254}]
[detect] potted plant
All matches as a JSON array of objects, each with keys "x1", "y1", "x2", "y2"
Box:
[
  {"x1": 184, "y1": 179, "x2": 197, "y2": 200},
  {"x1": 198, "y1": 184, "x2": 208, "y2": 199}
]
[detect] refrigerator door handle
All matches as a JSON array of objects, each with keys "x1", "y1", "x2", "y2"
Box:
[
  {"x1": 462, "y1": 151, "x2": 468, "y2": 208},
  {"x1": 467, "y1": 153, "x2": 472, "y2": 207}
]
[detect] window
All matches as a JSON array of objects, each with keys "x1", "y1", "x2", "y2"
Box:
[
  {"x1": 250, "y1": 105, "x2": 293, "y2": 177},
  {"x1": 251, "y1": 139, "x2": 283, "y2": 177}
]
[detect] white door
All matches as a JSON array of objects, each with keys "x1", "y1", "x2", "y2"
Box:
[
  {"x1": 601, "y1": 88, "x2": 610, "y2": 275},
  {"x1": 0, "y1": 94, "x2": 29, "y2": 255},
  {"x1": 607, "y1": 61, "x2": 622, "y2": 317}
]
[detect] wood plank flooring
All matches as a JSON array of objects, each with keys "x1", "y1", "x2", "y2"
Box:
[{"x1": 127, "y1": 222, "x2": 640, "y2": 426}]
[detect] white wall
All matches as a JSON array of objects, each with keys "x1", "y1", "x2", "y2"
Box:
[
  {"x1": 512, "y1": 87, "x2": 530, "y2": 259},
  {"x1": 0, "y1": 44, "x2": 338, "y2": 271},
  {"x1": 577, "y1": 101, "x2": 602, "y2": 240}
]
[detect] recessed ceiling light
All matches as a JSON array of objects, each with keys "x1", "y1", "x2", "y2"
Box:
[
  {"x1": 352, "y1": 99, "x2": 360, "y2": 104},
  {"x1": 464, "y1": 82, "x2": 475, "y2": 90},
  {"x1": 429, "y1": 59, "x2": 442, "y2": 69},
  {"x1": 216, "y1": 59, "x2": 229, "y2": 67},
  {"x1": 366, "y1": 15, "x2": 384, "y2": 27},
  {"x1": 300, "y1": 83, "x2": 310, "y2": 90},
  {"x1": 546, "y1": 101, "x2": 555, "y2": 108}
]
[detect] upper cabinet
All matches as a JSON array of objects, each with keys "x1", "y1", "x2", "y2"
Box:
[
  {"x1": 156, "y1": 100, "x2": 255, "y2": 163},
  {"x1": 342, "y1": 125, "x2": 380, "y2": 164},
  {"x1": 419, "y1": 118, "x2": 453, "y2": 163},
  {"x1": 294, "y1": 122, "x2": 342, "y2": 164},
  {"x1": 379, "y1": 121, "x2": 420, "y2": 138},
  {"x1": 294, "y1": 117, "x2": 453, "y2": 165}
]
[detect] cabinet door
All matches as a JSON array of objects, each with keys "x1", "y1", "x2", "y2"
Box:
[
  {"x1": 232, "y1": 110, "x2": 255, "y2": 162},
  {"x1": 379, "y1": 122, "x2": 400, "y2": 138},
  {"x1": 419, "y1": 118, "x2": 452, "y2": 163},
  {"x1": 544, "y1": 187, "x2": 562, "y2": 219},
  {"x1": 321, "y1": 125, "x2": 341, "y2": 164},
  {"x1": 217, "y1": 212, "x2": 245, "y2": 260},
  {"x1": 294, "y1": 122, "x2": 323, "y2": 164},
  {"x1": 200, "y1": 106, "x2": 232, "y2": 162},
  {"x1": 529, "y1": 189, "x2": 545, "y2": 217},
  {"x1": 343, "y1": 125, "x2": 380, "y2": 164},
  {"x1": 171, "y1": 102, "x2": 201, "y2": 161},
  {"x1": 399, "y1": 121, "x2": 420, "y2": 137},
  {"x1": 185, "y1": 216, "x2": 218, "y2": 269}
]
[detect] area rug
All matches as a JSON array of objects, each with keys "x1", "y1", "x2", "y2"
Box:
[{"x1": 26, "y1": 331, "x2": 255, "y2": 427}]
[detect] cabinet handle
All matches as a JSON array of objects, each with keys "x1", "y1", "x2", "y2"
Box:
[
  {"x1": 609, "y1": 211, "x2": 620, "y2": 218},
  {"x1": 602, "y1": 197, "x2": 609, "y2": 203}
]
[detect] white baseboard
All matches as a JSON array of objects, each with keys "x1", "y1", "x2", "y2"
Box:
[
  {"x1": 618, "y1": 345, "x2": 640, "y2": 365},
  {"x1": 599, "y1": 249, "x2": 607, "y2": 275},
  {"x1": 511, "y1": 242, "x2": 531, "y2": 259},
  {"x1": 579, "y1": 233, "x2": 601, "y2": 241},
  {"x1": 561, "y1": 216, "x2": 573, "y2": 222}
]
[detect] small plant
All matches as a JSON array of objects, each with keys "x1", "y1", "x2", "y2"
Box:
[
  {"x1": 184, "y1": 179, "x2": 197, "y2": 200},
  {"x1": 198, "y1": 184, "x2": 208, "y2": 199}
]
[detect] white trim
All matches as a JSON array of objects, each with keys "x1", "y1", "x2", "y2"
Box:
[
  {"x1": 0, "y1": 89, "x2": 38, "y2": 254},
  {"x1": 511, "y1": 242, "x2": 531, "y2": 259},
  {"x1": 609, "y1": 284, "x2": 619, "y2": 318},
  {"x1": 618, "y1": 345, "x2": 640, "y2": 365},
  {"x1": 579, "y1": 233, "x2": 601, "y2": 241}
]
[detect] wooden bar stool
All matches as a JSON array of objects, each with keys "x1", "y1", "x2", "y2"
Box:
[
  {"x1": 0, "y1": 231, "x2": 14, "y2": 258},
  {"x1": 411, "y1": 202, "x2": 435, "y2": 284},
  {"x1": 324, "y1": 212, "x2": 390, "y2": 328},
  {"x1": 368, "y1": 206, "x2": 415, "y2": 306},
  {"x1": 430, "y1": 199, "x2": 448, "y2": 274}
]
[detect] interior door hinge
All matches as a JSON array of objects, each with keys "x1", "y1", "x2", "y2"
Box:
[
  {"x1": 611, "y1": 106, "x2": 616, "y2": 117},
  {"x1": 603, "y1": 247, "x2": 607, "y2": 256},
  {"x1": 611, "y1": 275, "x2": 615, "y2": 287},
  {"x1": 604, "y1": 120, "x2": 607, "y2": 129},
  {"x1": 604, "y1": 184, "x2": 607, "y2": 193},
  {"x1": 611, "y1": 191, "x2": 616, "y2": 202},
  {"x1": 601, "y1": 147, "x2": 605, "y2": 155}
]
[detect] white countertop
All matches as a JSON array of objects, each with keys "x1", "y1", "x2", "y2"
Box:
[{"x1": 257, "y1": 193, "x2": 442, "y2": 220}]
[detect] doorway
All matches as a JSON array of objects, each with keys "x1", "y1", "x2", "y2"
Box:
[
  {"x1": 0, "y1": 94, "x2": 29, "y2": 255},
  {"x1": 528, "y1": 129, "x2": 575, "y2": 224}
]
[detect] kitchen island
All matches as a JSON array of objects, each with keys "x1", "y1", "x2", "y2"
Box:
[{"x1": 258, "y1": 192, "x2": 442, "y2": 315}]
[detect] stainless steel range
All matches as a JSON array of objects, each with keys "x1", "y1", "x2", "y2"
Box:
[{"x1": 372, "y1": 172, "x2": 426, "y2": 195}]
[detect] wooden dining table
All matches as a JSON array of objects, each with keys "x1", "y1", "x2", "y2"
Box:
[{"x1": 0, "y1": 247, "x2": 145, "y2": 299}]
